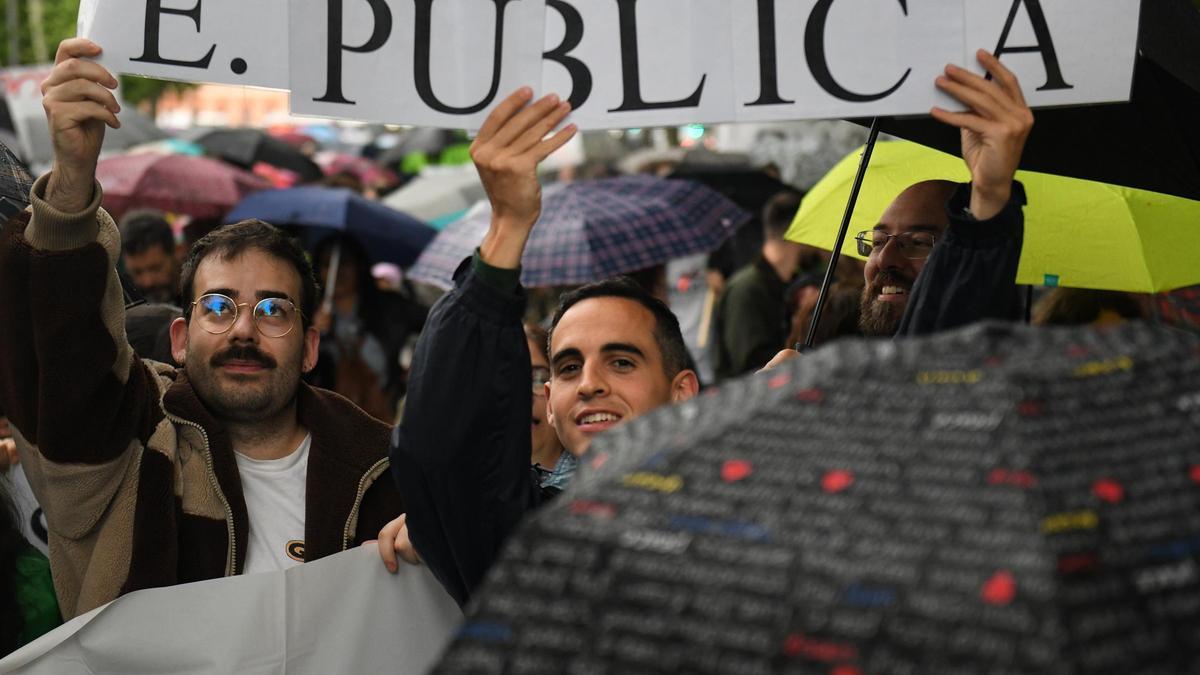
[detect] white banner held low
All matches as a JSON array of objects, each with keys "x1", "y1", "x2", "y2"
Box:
[
  {"x1": 78, "y1": 0, "x2": 1142, "y2": 129},
  {"x1": 0, "y1": 547, "x2": 462, "y2": 675}
]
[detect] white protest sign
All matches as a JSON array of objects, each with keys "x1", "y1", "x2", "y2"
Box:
[
  {"x1": 78, "y1": 0, "x2": 1143, "y2": 129},
  {"x1": 290, "y1": 0, "x2": 546, "y2": 129},
  {"x1": 541, "y1": 0, "x2": 737, "y2": 129},
  {"x1": 731, "y1": 0, "x2": 965, "y2": 122},
  {"x1": 77, "y1": 0, "x2": 290, "y2": 89},
  {"x1": 0, "y1": 547, "x2": 462, "y2": 674},
  {"x1": 964, "y1": 0, "x2": 1140, "y2": 107}
]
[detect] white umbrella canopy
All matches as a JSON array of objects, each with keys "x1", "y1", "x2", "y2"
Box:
[{"x1": 382, "y1": 166, "x2": 488, "y2": 222}]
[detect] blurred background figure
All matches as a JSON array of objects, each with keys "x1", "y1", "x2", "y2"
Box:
[
  {"x1": 124, "y1": 303, "x2": 183, "y2": 365},
  {"x1": 309, "y1": 236, "x2": 428, "y2": 422},
  {"x1": 0, "y1": 408, "x2": 60, "y2": 656},
  {"x1": 1033, "y1": 288, "x2": 1150, "y2": 327},
  {"x1": 712, "y1": 190, "x2": 818, "y2": 381},
  {"x1": 524, "y1": 325, "x2": 574, "y2": 493},
  {"x1": 117, "y1": 209, "x2": 183, "y2": 306}
]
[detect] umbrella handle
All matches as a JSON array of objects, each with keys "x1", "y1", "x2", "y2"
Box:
[{"x1": 799, "y1": 117, "x2": 882, "y2": 351}]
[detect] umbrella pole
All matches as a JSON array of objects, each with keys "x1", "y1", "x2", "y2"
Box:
[
  {"x1": 1025, "y1": 285, "x2": 1034, "y2": 324},
  {"x1": 800, "y1": 118, "x2": 882, "y2": 350},
  {"x1": 322, "y1": 242, "x2": 342, "y2": 316}
]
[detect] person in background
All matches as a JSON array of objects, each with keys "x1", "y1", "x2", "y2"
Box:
[
  {"x1": 713, "y1": 190, "x2": 817, "y2": 381},
  {"x1": 525, "y1": 324, "x2": 574, "y2": 492},
  {"x1": 118, "y1": 209, "x2": 182, "y2": 306},
  {"x1": 310, "y1": 235, "x2": 428, "y2": 422},
  {"x1": 1032, "y1": 288, "x2": 1149, "y2": 327},
  {"x1": 0, "y1": 423, "x2": 59, "y2": 656},
  {"x1": 0, "y1": 489, "x2": 60, "y2": 657}
]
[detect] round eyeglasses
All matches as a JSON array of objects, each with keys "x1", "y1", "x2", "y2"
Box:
[
  {"x1": 855, "y1": 230, "x2": 937, "y2": 259},
  {"x1": 190, "y1": 293, "x2": 301, "y2": 338}
]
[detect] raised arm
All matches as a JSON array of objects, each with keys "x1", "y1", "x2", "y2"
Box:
[
  {"x1": 899, "y1": 50, "x2": 1032, "y2": 335},
  {"x1": 389, "y1": 90, "x2": 574, "y2": 606},
  {"x1": 0, "y1": 39, "x2": 159, "y2": 542}
]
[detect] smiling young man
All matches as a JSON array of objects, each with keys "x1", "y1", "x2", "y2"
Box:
[
  {"x1": 388, "y1": 90, "x2": 699, "y2": 606},
  {"x1": 0, "y1": 39, "x2": 402, "y2": 619}
]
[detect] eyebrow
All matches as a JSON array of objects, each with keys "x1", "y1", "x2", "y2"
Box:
[
  {"x1": 550, "y1": 342, "x2": 647, "y2": 368},
  {"x1": 873, "y1": 224, "x2": 942, "y2": 233},
  {"x1": 200, "y1": 288, "x2": 296, "y2": 303}
]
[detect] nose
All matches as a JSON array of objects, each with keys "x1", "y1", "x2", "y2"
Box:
[
  {"x1": 226, "y1": 305, "x2": 259, "y2": 342},
  {"x1": 575, "y1": 361, "x2": 609, "y2": 400}
]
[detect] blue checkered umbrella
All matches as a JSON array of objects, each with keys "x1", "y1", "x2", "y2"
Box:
[
  {"x1": 0, "y1": 139, "x2": 34, "y2": 221},
  {"x1": 409, "y1": 175, "x2": 751, "y2": 289}
]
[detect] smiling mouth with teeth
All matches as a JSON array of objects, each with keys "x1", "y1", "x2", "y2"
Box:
[
  {"x1": 578, "y1": 412, "x2": 621, "y2": 425},
  {"x1": 880, "y1": 286, "x2": 909, "y2": 295}
]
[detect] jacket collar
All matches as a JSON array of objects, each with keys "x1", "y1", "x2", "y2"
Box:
[{"x1": 162, "y1": 370, "x2": 392, "y2": 566}]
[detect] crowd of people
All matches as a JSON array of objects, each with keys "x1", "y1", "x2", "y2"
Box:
[{"x1": 0, "y1": 36, "x2": 1191, "y2": 664}]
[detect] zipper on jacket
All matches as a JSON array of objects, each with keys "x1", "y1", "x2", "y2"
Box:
[
  {"x1": 164, "y1": 411, "x2": 238, "y2": 576},
  {"x1": 342, "y1": 458, "x2": 391, "y2": 551}
]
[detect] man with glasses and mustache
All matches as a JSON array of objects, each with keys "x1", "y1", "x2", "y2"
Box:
[{"x1": 0, "y1": 39, "x2": 402, "y2": 619}]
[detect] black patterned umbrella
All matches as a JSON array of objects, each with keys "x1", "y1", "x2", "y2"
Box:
[
  {"x1": 437, "y1": 321, "x2": 1200, "y2": 674},
  {"x1": 0, "y1": 139, "x2": 34, "y2": 221}
]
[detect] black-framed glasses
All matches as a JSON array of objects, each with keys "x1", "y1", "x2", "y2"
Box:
[
  {"x1": 854, "y1": 230, "x2": 937, "y2": 259},
  {"x1": 532, "y1": 366, "x2": 551, "y2": 396},
  {"x1": 190, "y1": 293, "x2": 301, "y2": 338}
]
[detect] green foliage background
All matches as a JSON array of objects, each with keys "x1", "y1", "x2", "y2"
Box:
[{"x1": 0, "y1": 0, "x2": 189, "y2": 106}]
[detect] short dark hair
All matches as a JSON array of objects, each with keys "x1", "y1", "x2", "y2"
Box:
[
  {"x1": 119, "y1": 210, "x2": 175, "y2": 257},
  {"x1": 180, "y1": 220, "x2": 319, "y2": 329},
  {"x1": 549, "y1": 277, "x2": 690, "y2": 378},
  {"x1": 762, "y1": 190, "x2": 803, "y2": 240}
]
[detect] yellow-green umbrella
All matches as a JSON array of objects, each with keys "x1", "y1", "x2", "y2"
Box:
[{"x1": 786, "y1": 141, "x2": 1200, "y2": 293}]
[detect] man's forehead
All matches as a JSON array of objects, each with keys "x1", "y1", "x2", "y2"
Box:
[
  {"x1": 551, "y1": 296, "x2": 659, "y2": 355},
  {"x1": 194, "y1": 248, "x2": 302, "y2": 296},
  {"x1": 878, "y1": 182, "x2": 955, "y2": 233}
]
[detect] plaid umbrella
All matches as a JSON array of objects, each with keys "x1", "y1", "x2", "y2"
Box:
[
  {"x1": 409, "y1": 175, "x2": 750, "y2": 289},
  {"x1": 437, "y1": 320, "x2": 1200, "y2": 673},
  {"x1": 0, "y1": 139, "x2": 34, "y2": 221},
  {"x1": 96, "y1": 153, "x2": 272, "y2": 221}
]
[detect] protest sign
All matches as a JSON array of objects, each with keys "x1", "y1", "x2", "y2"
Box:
[
  {"x1": 77, "y1": 0, "x2": 291, "y2": 89},
  {"x1": 78, "y1": 0, "x2": 1142, "y2": 129},
  {"x1": 0, "y1": 547, "x2": 462, "y2": 674}
]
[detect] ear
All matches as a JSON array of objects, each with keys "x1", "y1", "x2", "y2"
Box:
[
  {"x1": 544, "y1": 381, "x2": 557, "y2": 429},
  {"x1": 670, "y1": 369, "x2": 700, "y2": 404},
  {"x1": 301, "y1": 325, "x2": 321, "y2": 373},
  {"x1": 169, "y1": 317, "x2": 189, "y2": 366}
]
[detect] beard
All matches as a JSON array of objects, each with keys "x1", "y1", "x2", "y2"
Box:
[
  {"x1": 187, "y1": 343, "x2": 302, "y2": 424},
  {"x1": 857, "y1": 270, "x2": 914, "y2": 337}
]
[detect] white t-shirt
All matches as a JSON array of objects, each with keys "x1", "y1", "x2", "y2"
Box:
[{"x1": 235, "y1": 434, "x2": 310, "y2": 575}]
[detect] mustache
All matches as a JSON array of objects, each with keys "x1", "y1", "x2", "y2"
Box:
[
  {"x1": 868, "y1": 269, "x2": 915, "y2": 294},
  {"x1": 210, "y1": 345, "x2": 277, "y2": 369}
]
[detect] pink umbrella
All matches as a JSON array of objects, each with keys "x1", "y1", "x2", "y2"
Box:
[
  {"x1": 314, "y1": 151, "x2": 399, "y2": 189},
  {"x1": 97, "y1": 153, "x2": 272, "y2": 221}
]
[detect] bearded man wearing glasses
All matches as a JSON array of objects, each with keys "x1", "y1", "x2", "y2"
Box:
[{"x1": 0, "y1": 39, "x2": 402, "y2": 619}]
